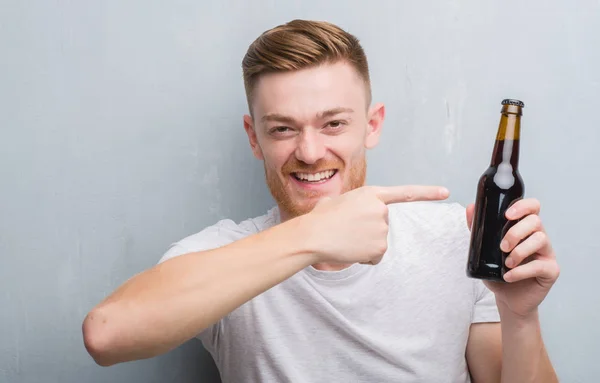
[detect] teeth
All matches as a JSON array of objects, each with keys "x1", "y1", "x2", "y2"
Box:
[{"x1": 295, "y1": 170, "x2": 335, "y2": 182}]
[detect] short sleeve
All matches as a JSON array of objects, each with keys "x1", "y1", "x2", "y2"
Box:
[
  {"x1": 472, "y1": 281, "x2": 500, "y2": 323},
  {"x1": 158, "y1": 243, "x2": 196, "y2": 264},
  {"x1": 158, "y1": 222, "x2": 234, "y2": 264},
  {"x1": 156, "y1": 222, "x2": 240, "y2": 353}
]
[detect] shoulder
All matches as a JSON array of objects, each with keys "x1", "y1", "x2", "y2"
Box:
[{"x1": 158, "y1": 206, "x2": 279, "y2": 264}]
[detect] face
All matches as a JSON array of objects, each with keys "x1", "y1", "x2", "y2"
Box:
[{"x1": 243, "y1": 61, "x2": 385, "y2": 220}]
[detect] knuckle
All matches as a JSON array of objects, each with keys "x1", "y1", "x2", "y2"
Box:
[
  {"x1": 512, "y1": 247, "x2": 524, "y2": 260},
  {"x1": 554, "y1": 265, "x2": 561, "y2": 279},
  {"x1": 380, "y1": 227, "x2": 389, "y2": 242},
  {"x1": 505, "y1": 232, "x2": 516, "y2": 245},
  {"x1": 535, "y1": 230, "x2": 547, "y2": 243},
  {"x1": 378, "y1": 241, "x2": 388, "y2": 254},
  {"x1": 358, "y1": 186, "x2": 372, "y2": 197},
  {"x1": 356, "y1": 187, "x2": 375, "y2": 198},
  {"x1": 531, "y1": 215, "x2": 542, "y2": 229},
  {"x1": 534, "y1": 261, "x2": 546, "y2": 275}
]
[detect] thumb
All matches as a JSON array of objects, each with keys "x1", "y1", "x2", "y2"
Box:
[{"x1": 466, "y1": 203, "x2": 475, "y2": 231}]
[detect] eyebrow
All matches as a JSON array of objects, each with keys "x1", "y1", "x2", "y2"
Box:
[{"x1": 260, "y1": 107, "x2": 354, "y2": 124}]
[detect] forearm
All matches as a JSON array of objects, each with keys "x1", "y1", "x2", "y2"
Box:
[
  {"x1": 499, "y1": 305, "x2": 558, "y2": 383},
  {"x1": 83, "y1": 216, "x2": 317, "y2": 366}
]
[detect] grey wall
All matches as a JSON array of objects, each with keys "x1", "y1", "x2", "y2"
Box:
[{"x1": 1, "y1": 1, "x2": 598, "y2": 382}]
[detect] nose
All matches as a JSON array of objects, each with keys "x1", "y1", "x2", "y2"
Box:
[{"x1": 294, "y1": 129, "x2": 326, "y2": 165}]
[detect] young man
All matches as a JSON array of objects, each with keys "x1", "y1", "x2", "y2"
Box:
[{"x1": 83, "y1": 20, "x2": 560, "y2": 382}]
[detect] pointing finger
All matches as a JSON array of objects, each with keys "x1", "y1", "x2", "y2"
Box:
[{"x1": 373, "y1": 185, "x2": 449, "y2": 205}]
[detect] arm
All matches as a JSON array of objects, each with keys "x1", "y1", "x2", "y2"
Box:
[
  {"x1": 497, "y1": 306, "x2": 557, "y2": 383},
  {"x1": 465, "y1": 198, "x2": 560, "y2": 383},
  {"x1": 82, "y1": 184, "x2": 445, "y2": 367},
  {"x1": 467, "y1": 313, "x2": 558, "y2": 383},
  {"x1": 466, "y1": 323, "x2": 502, "y2": 383},
  {"x1": 83, "y1": 216, "x2": 317, "y2": 366}
]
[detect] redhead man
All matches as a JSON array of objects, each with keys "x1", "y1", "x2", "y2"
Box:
[{"x1": 83, "y1": 19, "x2": 560, "y2": 383}]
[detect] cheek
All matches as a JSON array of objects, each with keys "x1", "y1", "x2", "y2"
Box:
[
  {"x1": 326, "y1": 133, "x2": 366, "y2": 164},
  {"x1": 260, "y1": 141, "x2": 295, "y2": 172}
]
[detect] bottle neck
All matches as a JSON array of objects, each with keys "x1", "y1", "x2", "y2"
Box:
[{"x1": 490, "y1": 113, "x2": 521, "y2": 168}]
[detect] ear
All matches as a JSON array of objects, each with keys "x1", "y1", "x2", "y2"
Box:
[
  {"x1": 243, "y1": 114, "x2": 264, "y2": 160},
  {"x1": 365, "y1": 103, "x2": 385, "y2": 149}
]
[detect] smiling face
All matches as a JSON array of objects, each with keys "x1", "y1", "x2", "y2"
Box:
[{"x1": 243, "y1": 61, "x2": 385, "y2": 220}]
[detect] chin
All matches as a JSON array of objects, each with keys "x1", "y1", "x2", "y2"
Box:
[{"x1": 280, "y1": 197, "x2": 318, "y2": 218}]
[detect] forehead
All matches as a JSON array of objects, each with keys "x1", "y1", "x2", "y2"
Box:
[{"x1": 252, "y1": 61, "x2": 367, "y2": 121}]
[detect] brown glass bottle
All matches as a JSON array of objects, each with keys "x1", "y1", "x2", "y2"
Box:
[{"x1": 466, "y1": 99, "x2": 525, "y2": 282}]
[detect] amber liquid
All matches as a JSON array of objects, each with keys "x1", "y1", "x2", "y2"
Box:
[{"x1": 467, "y1": 139, "x2": 524, "y2": 282}]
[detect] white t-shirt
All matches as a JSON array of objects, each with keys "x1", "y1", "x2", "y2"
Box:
[{"x1": 159, "y1": 201, "x2": 500, "y2": 383}]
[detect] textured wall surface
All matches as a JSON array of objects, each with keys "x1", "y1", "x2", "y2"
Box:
[{"x1": 1, "y1": 1, "x2": 598, "y2": 382}]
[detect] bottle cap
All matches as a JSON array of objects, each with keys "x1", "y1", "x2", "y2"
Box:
[{"x1": 501, "y1": 99, "x2": 524, "y2": 108}]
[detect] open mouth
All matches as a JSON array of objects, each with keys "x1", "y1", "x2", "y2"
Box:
[{"x1": 292, "y1": 170, "x2": 337, "y2": 184}]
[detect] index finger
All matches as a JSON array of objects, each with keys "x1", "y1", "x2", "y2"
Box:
[
  {"x1": 505, "y1": 198, "x2": 541, "y2": 220},
  {"x1": 373, "y1": 185, "x2": 450, "y2": 205}
]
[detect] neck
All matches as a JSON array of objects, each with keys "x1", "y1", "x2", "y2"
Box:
[
  {"x1": 490, "y1": 139, "x2": 520, "y2": 167},
  {"x1": 491, "y1": 113, "x2": 521, "y2": 167}
]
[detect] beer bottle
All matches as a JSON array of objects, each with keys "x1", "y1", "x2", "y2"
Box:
[{"x1": 466, "y1": 99, "x2": 525, "y2": 282}]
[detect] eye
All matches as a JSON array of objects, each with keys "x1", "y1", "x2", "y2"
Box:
[
  {"x1": 325, "y1": 120, "x2": 347, "y2": 131},
  {"x1": 274, "y1": 126, "x2": 291, "y2": 133},
  {"x1": 268, "y1": 126, "x2": 296, "y2": 138}
]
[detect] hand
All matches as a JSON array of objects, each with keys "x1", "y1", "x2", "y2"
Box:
[
  {"x1": 466, "y1": 198, "x2": 560, "y2": 318},
  {"x1": 305, "y1": 185, "x2": 449, "y2": 265}
]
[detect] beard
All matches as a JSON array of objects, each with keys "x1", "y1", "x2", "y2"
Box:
[{"x1": 264, "y1": 155, "x2": 367, "y2": 220}]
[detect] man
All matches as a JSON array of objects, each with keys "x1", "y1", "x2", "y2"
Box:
[{"x1": 83, "y1": 20, "x2": 560, "y2": 382}]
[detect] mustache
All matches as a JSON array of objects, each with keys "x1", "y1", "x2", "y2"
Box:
[{"x1": 282, "y1": 159, "x2": 343, "y2": 174}]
